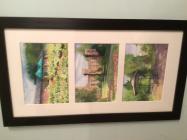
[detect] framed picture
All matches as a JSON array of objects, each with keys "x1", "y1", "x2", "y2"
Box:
[{"x1": 0, "y1": 17, "x2": 186, "y2": 126}]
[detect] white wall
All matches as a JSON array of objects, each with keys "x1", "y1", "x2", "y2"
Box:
[{"x1": 0, "y1": 0, "x2": 187, "y2": 140}]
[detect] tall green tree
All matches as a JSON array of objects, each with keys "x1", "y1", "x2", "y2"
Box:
[
  {"x1": 25, "y1": 43, "x2": 44, "y2": 82},
  {"x1": 124, "y1": 44, "x2": 155, "y2": 96}
]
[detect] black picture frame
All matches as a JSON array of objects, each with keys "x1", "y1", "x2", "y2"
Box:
[{"x1": 0, "y1": 17, "x2": 186, "y2": 126}]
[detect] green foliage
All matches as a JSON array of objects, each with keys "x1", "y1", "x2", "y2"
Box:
[
  {"x1": 76, "y1": 89, "x2": 97, "y2": 102},
  {"x1": 123, "y1": 86, "x2": 151, "y2": 101},
  {"x1": 125, "y1": 44, "x2": 155, "y2": 77},
  {"x1": 76, "y1": 44, "x2": 91, "y2": 54},
  {"x1": 123, "y1": 75, "x2": 153, "y2": 101},
  {"x1": 125, "y1": 54, "x2": 139, "y2": 77},
  {"x1": 92, "y1": 44, "x2": 111, "y2": 56},
  {"x1": 124, "y1": 81, "x2": 132, "y2": 90},
  {"x1": 124, "y1": 55, "x2": 151, "y2": 78},
  {"x1": 123, "y1": 44, "x2": 156, "y2": 101},
  {"x1": 24, "y1": 43, "x2": 44, "y2": 81},
  {"x1": 101, "y1": 44, "x2": 118, "y2": 100},
  {"x1": 123, "y1": 86, "x2": 136, "y2": 101},
  {"x1": 46, "y1": 44, "x2": 69, "y2": 103},
  {"x1": 98, "y1": 98, "x2": 108, "y2": 102},
  {"x1": 136, "y1": 93, "x2": 149, "y2": 101},
  {"x1": 76, "y1": 44, "x2": 118, "y2": 102},
  {"x1": 140, "y1": 44, "x2": 156, "y2": 66},
  {"x1": 95, "y1": 75, "x2": 103, "y2": 88}
]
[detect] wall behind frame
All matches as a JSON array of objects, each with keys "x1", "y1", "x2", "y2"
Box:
[{"x1": 0, "y1": 0, "x2": 187, "y2": 140}]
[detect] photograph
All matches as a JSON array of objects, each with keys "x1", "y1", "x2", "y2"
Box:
[
  {"x1": 123, "y1": 44, "x2": 168, "y2": 101},
  {"x1": 20, "y1": 43, "x2": 69, "y2": 104},
  {"x1": 75, "y1": 43, "x2": 119, "y2": 102}
]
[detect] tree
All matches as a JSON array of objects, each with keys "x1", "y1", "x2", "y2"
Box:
[
  {"x1": 124, "y1": 44, "x2": 155, "y2": 96},
  {"x1": 25, "y1": 43, "x2": 44, "y2": 82}
]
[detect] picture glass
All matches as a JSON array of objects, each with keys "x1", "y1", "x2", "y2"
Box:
[
  {"x1": 21, "y1": 43, "x2": 69, "y2": 104},
  {"x1": 3, "y1": 29, "x2": 183, "y2": 117},
  {"x1": 123, "y1": 44, "x2": 168, "y2": 101},
  {"x1": 75, "y1": 43, "x2": 119, "y2": 102}
]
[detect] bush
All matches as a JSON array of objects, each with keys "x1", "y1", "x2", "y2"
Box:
[{"x1": 76, "y1": 89, "x2": 97, "y2": 102}]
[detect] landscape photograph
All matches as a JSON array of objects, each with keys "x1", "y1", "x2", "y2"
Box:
[
  {"x1": 75, "y1": 43, "x2": 119, "y2": 102},
  {"x1": 123, "y1": 44, "x2": 168, "y2": 101},
  {"x1": 20, "y1": 43, "x2": 69, "y2": 104}
]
